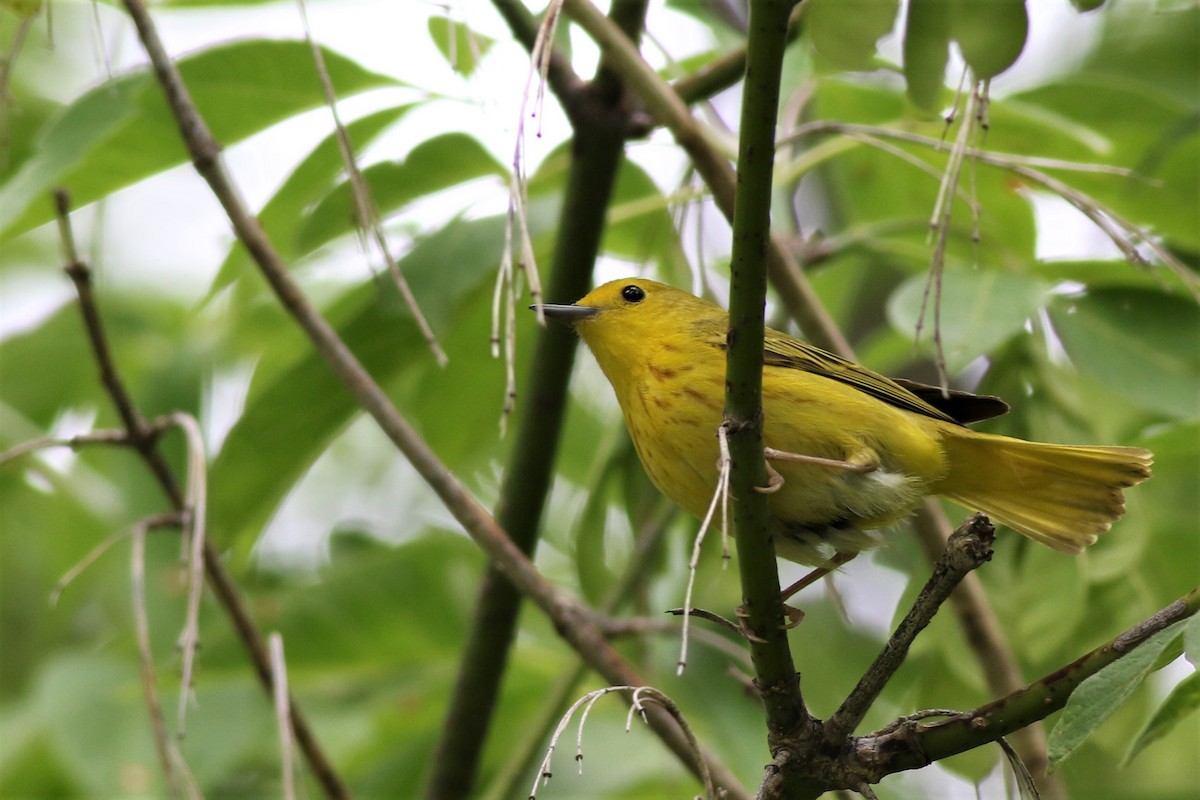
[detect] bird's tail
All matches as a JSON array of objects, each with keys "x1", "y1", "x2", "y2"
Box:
[{"x1": 934, "y1": 429, "x2": 1153, "y2": 553}]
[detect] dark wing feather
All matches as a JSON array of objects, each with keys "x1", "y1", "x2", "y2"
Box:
[
  {"x1": 760, "y1": 331, "x2": 964, "y2": 424},
  {"x1": 891, "y1": 378, "x2": 1009, "y2": 424}
]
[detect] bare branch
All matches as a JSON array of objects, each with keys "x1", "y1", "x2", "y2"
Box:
[
  {"x1": 856, "y1": 587, "x2": 1200, "y2": 780},
  {"x1": 130, "y1": 514, "x2": 193, "y2": 800},
  {"x1": 0, "y1": 430, "x2": 131, "y2": 467},
  {"x1": 54, "y1": 187, "x2": 350, "y2": 798},
  {"x1": 156, "y1": 412, "x2": 208, "y2": 739},
  {"x1": 532, "y1": 686, "x2": 715, "y2": 800},
  {"x1": 561, "y1": 0, "x2": 852, "y2": 356},
  {"x1": 116, "y1": 3, "x2": 747, "y2": 794},
  {"x1": 270, "y1": 633, "x2": 298, "y2": 800},
  {"x1": 825, "y1": 514, "x2": 996, "y2": 743},
  {"x1": 909, "y1": 503, "x2": 1055, "y2": 785},
  {"x1": 296, "y1": 0, "x2": 447, "y2": 366}
]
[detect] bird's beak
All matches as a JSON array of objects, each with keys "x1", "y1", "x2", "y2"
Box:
[{"x1": 530, "y1": 303, "x2": 599, "y2": 324}]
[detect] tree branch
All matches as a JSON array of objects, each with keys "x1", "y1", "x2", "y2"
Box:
[
  {"x1": 909, "y1": 504, "x2": 1059, "y2": 792},
  {"x1": 561, "y1": 0, "x2": 851, "y2": 357},
  {"x1": 551, "y1": 5, "x2": 1064, "y2": 794},
  {"x1": 117, "y1": 2, "x2": 748, "y2": 795},
  {"x1": 722, "y1": 0, "x2": 815, "y2": 780},
  {"x1": 53, "y1": 189, "x2": 350, "y2": 800},
  {"x1": 672, "y1": 6, "x2": 804, "y2": 106},
  {"x1": 825, "y1": 515, "x2": 995, "y2": 743},
  {"x1": 856, "y1": 586, "x2": 1200, "y2": 780},
  {"x1": 426, "y1": 2, "x2": 651, "y2": 797},
  {"x1": 490, "y1": 0, "x2": 587, "y2": 115}
]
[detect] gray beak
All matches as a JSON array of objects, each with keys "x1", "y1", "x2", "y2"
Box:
[{"x1": 530, "y1": 303, "x2": 599, "y2": 324}]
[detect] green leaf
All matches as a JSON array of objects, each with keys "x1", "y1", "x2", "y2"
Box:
[
  {"x1": 605, "y1": 157, "x2": 691, "y2": 276},
  {"x1": 209, "y1": 104, "x2": 416, "y2": 297},
  {"x1": 427, "y1": 15, "x2": 495, "y2": 77},
  {"x1": 0, "y1": 39, "x2": 399, "y2": 239},
  {"x1": 1047, "y1": 289, "x2": 1200, "y2": 419},
  {"x1": 807, "y1": 0, "x2": 900, "y2": 70},
  {"x1": 1124, "y1": 667, "x2": 1200, "y2": 765},
  {"x1": 1047, "y1": 618, "x2": 1189, "y2": 770},
  {"x1": 1130, "y1": 422, "x2": 1200, "y2": 603},
  {"x1": 28, "y1": 654, "x2": 155, "y2": 795},
  {"x1": 0, "y1": 0, "x2": 41, "y2": 15},
  {"x1": 1070, "y1": 0, "x2": 1108, "y2": 10},
  {"x1": 207, "y1": 216, "x2": 506, "y2": 558},
  {"x1": 1034, "y1": 260, "x2": 1196, "y2": 294},
  {"x1": 952, "y1": 0, "x2": 1029, "y2": 81},
  {"x1": 888, "y1": 269, "x2": 1050, "y2": 372},
  {"x1": 575, "y1": 455, "x2": 621, "y2": 605},
  {"x1": 1011, "y1": 545, "x2": 1087, "y2": 664},
  {"x1": 1186, "y1": 613, "x2": 1200, "y2": 667},
  {"x1": 903, "y1": 0, "x2": 952, "y2": 111},
  {"x1": 295, "y1": 133, "x2": 507, "y2": 253}
]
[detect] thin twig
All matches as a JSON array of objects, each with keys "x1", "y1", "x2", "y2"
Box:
[
  {"x1": 296, "y1": 0, "x2": 446, "y2": 366},
  {"x1": 0, "y1": 430, "x2": 132, "y2": 467},
  {"x1": 783, "y1": 120, "x2": 1141, "y2": 177},
  {"x1": 917, "y1": 87, "x2": 977, "y2": 392},
  {"x1": 54, "y1": 186, "x2": 350, "y2": 798},
  {"x1": 824, "y1": 514, "x2": 996, "y2": 744},
  {"x1": 117, "y1": 3, "x2": 746, "y2": 794},
  {"x1": 664, "y1": 607, "x2": 743, "y2": 638},
  {"x1": 1007, "y1": 162, "x2": 1199, "y2": 298},
  {"x1": 56, "y1": 192, "x2": 162, "y2": 451},
  {"x1": 678, "y1": 423, "x2": 731, "y2": 674},
  {"x1": 51, "y1": 527, "x2": 134, "y2": 607},
  {"x1": 856, "y1": 587, "x2": 1200, "y2": 779},
  {"x1": 561, "y1": 0, "x2": 852, "y2": 356},
  {"x1": 158, "y1": 412, "x2": 207, "y2": 738},
  {"x1": 131, "y1": 514, "x2": 190, "y2": 800},
  {"x1": 270, "y1": 633, "x2": 297, "y2": 800},
  {"x1": 532, "y1": 686, "x2": 715, "y2": 800},
  {"x1": 784, "y1": 120, "x2": 1199, "y2": 299},
  {"x1": 494, "y1": 0, "x2": 559, "y2": 432}
]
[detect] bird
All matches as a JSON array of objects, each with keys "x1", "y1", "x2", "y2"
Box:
[{"x1": 534, "y1": 277, "x2": 1152, "y2": 566}]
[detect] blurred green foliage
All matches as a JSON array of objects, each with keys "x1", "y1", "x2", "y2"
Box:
[{"x1": 1, "y1": 2, "x2": 1197, "y2": 798}]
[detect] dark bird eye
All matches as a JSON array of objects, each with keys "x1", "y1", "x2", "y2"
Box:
[{"x1": 621, "y1": 285, "x2": 646, "y2": 304}]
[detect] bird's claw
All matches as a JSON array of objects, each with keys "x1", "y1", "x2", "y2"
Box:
[
  {"x1": 755, "y1": 461, "x2": 785, "y2": 494},
  {"x1": 733, "y1": 604, "x2": 769, "y2": 643},
  {"x1": 734, "y1": 603, "x2": 803, "y2": 639},
  {"x1": 782, "y1": 604, "x2": 805, "y2": 629}
]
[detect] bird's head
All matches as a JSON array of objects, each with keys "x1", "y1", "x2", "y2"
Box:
[{"x1": 533, "y1": 278, "x2": 716, "y2": 337}]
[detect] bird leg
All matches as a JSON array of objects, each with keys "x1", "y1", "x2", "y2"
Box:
[
  {"x1": 780, "y1": 551, "x2": 858, "y2": 603},
  {"x1": 756, "y1": 446, "x2": 879, "y2": 493},
  {"x1": 764, "y1": 447, "x2": 879, "y2": 473}
]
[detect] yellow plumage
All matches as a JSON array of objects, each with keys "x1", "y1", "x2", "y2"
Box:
[{"x1": 537, "y1": 278, "x2": 1152, "y2": 564}]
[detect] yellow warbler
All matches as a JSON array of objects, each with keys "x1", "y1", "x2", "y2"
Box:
[{"x1": 536, "y1": 278, "x2": 1152, "y2": 564}]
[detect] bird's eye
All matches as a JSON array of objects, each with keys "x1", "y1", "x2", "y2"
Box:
[{"x1": 621, "y1": 285, "x2": 646, "y2": 304}]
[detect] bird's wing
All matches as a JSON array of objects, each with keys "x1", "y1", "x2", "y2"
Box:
[
  {"x1": 694, "y1": 316, "x2": 1007, "y2": 425},
  {"x1": 761, "y1": 332, "x2": 964, "y2": 424},
  {"x1": 891, "y1": 378, "x2": 1009, "y2": 424}
]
